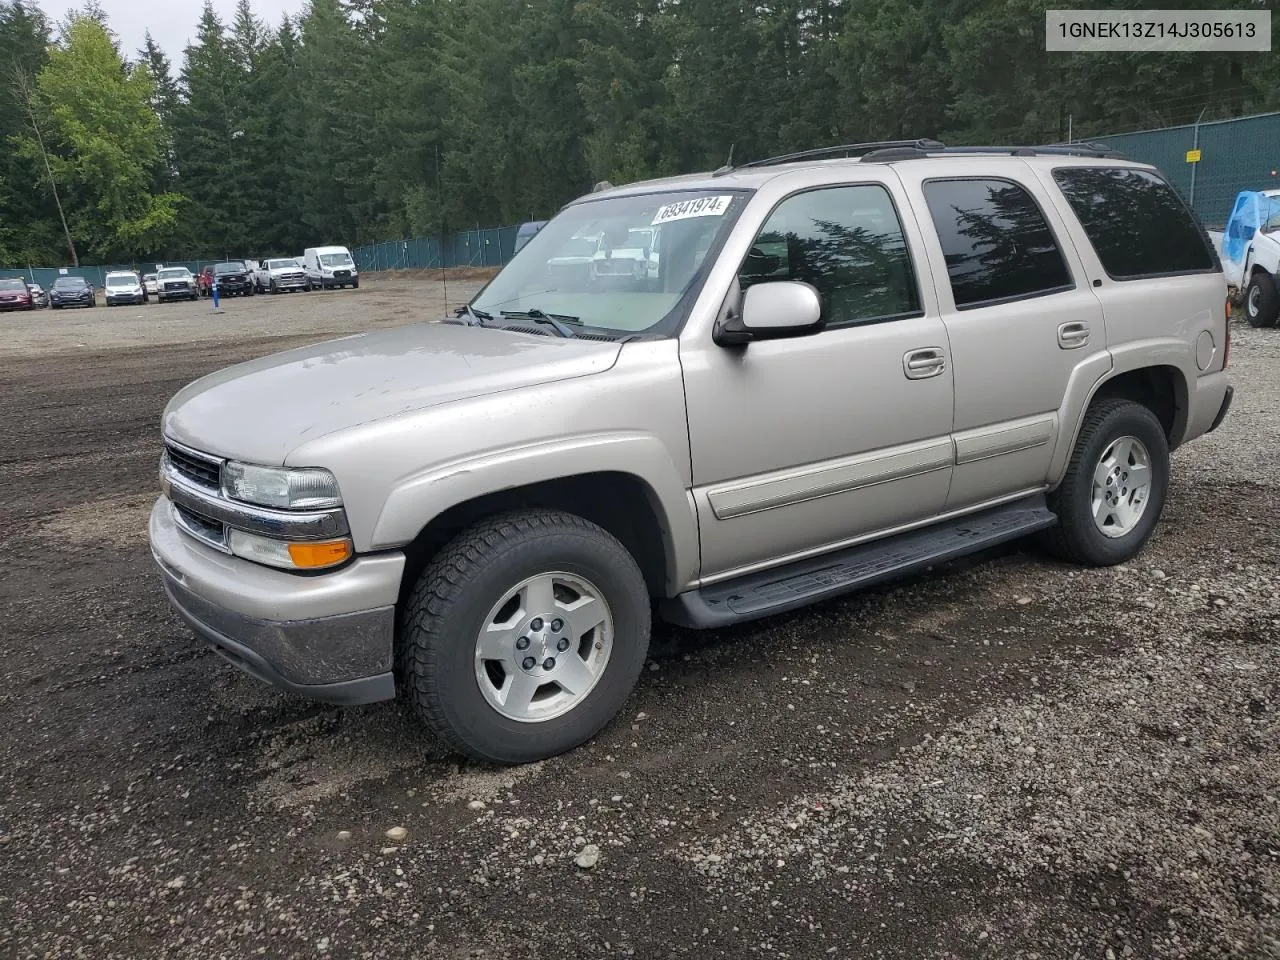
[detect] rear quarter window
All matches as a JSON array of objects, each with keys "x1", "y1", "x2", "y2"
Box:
[{"x1": 1052, "y1": 167, "x2": 1218, "y2": 280}]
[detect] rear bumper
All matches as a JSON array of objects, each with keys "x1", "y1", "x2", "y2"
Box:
[
  {"x1": 1183, "y1": 371, "x2": 1233, "y2": 443},
  {"x1": 1208, "y1": 384, "x2": 1234, "y2": 434},
  {"x1": 149, "y1": 496, "x2": 404, "y2": 705}
]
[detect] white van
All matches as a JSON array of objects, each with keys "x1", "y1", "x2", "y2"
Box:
[{"x1": 303, "y1": 245, "x2": 359, "y2": 290}]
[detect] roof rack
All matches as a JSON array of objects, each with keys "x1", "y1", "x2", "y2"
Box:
[
  {"x1": 860, "y1": 141, "x2": 1127, "y2": 162},
  {"x1": 723, "y1": 139, "x2": 947, "y2": 173},
  {"x1": 717, "y1": 138, "x2": 1127, "y2": 175}
]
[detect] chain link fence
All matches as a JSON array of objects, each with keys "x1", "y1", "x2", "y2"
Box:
[{"x1": 1094, "y1": 111, "x2": 1280, "y2": 227}]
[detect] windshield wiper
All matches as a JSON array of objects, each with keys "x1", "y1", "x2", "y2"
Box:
[
  {"x1": 454, "y1": 303, "x2": 494, "y2": 326},
  {"x1": 500, "y1": 308, "x2": 581, "y2": 338}
]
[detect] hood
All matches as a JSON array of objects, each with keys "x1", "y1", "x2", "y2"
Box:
[{"x1": 163, "y1": 322, "x2": 622, "y2": 464}]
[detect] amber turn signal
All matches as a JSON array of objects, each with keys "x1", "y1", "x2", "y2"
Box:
[{"x1": 287, "y1": 539, "x2": 353, "y2": 568}]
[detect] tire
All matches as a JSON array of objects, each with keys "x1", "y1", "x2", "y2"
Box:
[
  {"x1": 352, "y1": 279, "x2": 359, "y2": 289},
  {"x1": 1244, "y1": 271, "x2": 1279, "y2": 328},
  {"x1": 401, "y1": 510, "x2": 651, "y2": 764},
  {"x1": 1043, "y1": 399, "x2": 1169, "y2": 566},
  {"x1": 270, "y1": 280, "x2": 277, "y2": 294}
]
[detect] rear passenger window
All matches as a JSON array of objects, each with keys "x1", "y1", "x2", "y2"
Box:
[
  {"x1": 739, "y1": 184, "x2": 921, "y2": 327},
  {"x1": 1052, "y1": 167, "x2": 1217, "y2": 279},
  {"x1": 923, "y1": 178, "x2": 1073, "y2": 309}
]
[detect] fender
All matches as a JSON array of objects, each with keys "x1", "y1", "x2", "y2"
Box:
[
  {"x1": 1047, "y1": 339, "x2": 1195, "y2": 486},
  {"x1": 370, "y1": 431, "x2": 700, "y2": 594}
]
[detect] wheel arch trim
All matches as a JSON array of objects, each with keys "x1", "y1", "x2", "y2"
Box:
[{"x1": 370, "y1": 431, "x2": 698, "y2": 594}]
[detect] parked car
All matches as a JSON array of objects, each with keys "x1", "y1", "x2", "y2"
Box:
[
  {"x1": 151, "y1": 140, "x2": 1232, "y2": 765},
  {"x1": 28, "y1": 282, "x2": 48, "y2": 308},
  {"x1": 255, "y1": 257, "x2": 308, "y2": 294},
  {"x1": 143, "y1": 273, "x2": 159, "y2": 298},
  {"x1": 49, "y1": 275, "x2": 95, "y2": 309},
  {"x1": 0, "y1": 276, "x2": 35, "y2": 311},
  {"x1": 200, "y1": 261, "x2": 255, "y2": 298},
  {"x1": 1221, "y1": 188, "x2": 1280, "y2": 328},
  {"x1": 513, "y1": 220, "x2": 548, "y2": 254},
  {"x1": 104, "y1": 270, "x2": 147, "y2": 306},
  {"x1": 303, "y1": 246, "x2": 359, "y2": 290},
  {"x1": 156, "y1": 267, "x2": 199, "y2": 302}
]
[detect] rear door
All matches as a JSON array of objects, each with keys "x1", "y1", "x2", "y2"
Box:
[{"x1": 896, "y1": 159, "x2": 1110, "y2": 510}]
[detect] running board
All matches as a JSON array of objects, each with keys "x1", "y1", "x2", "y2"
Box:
[{"x1": 661, "y1": 497, "x2": 1058, "y2": 629}]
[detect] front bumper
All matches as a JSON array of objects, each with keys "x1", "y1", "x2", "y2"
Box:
[
  {"x1": 107, "y1": 292, "x2": 144, "y2": 304},
  {"x1": 149, "y1": 496, "x2": 404, "y2": 705}
]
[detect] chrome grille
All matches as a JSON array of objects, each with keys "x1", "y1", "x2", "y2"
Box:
[
  {"x1": 165, "y1": 443, "x2": 222, "y2": 491},
  {"x1": 174, "y1": 503, "x2": 228, "y2": 552}
]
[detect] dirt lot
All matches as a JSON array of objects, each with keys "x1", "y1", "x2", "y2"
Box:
[{"x1": 0, "y1": 278, "x2": 1276, "y2": 959}]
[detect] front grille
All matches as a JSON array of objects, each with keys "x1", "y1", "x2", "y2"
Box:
[
  {"x1": 174, "y1": 503, "x2": 227, "y2": 550},
  {"x1": 333, "y1": 270, "x2": 351, "y2": 279},
  {"x1": 163, "y1": 281, "x2": 186, "y2": 291},
  {"x1": 166, "y1": 443, "x2": 222, "y2": 491}
]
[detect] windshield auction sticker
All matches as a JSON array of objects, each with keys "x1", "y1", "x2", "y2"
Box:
[{"x1": 651, "y1": 195, "x2": 734, "y2": 226}]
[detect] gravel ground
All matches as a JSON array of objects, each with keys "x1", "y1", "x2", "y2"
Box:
[{"x1": 0, "y1": 289, "x2": 1275, "y2": 959}]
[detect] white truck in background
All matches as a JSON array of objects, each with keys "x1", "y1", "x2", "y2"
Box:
[
  {"x1": 1221, "y1": 188, "x2": 1280, "y2": 328},
  {"x1": 254, "y1": 257, "x2": 309, "y2": 294}
]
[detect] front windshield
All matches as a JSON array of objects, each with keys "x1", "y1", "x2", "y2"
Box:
[
  {"x1": 214, "y1": 262, "x2": 244, "y2": 273},
  {"x1": 472, "y1": 190, "x2": 748, "y2": 334},
  {"x1": 105, "y1": 275, "x2": 135, "y2": 287},
  {"x1": 269, "y1": 259, "x2": 300, "y2": 269},
  {"x1": 319, "y1": 253, "x2": 352, "y2": 266},
  {"x1": 54, "y1": 278, "x2": 85, "y2": 289},
  {"x1": 0, "y1": 278, "x2": 24, "y2": 291},
  {"x1": 158, "y1": 269, "x2": 190, "y2": 280}
]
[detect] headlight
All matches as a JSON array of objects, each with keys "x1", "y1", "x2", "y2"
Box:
[
  {"x1": 227, "y1": 528, "x2": 352, "y2": 570},
  {"x1": 221, "y1": 461, "x2": 343, "y2": 510}
]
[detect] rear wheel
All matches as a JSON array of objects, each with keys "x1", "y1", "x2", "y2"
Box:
[
  {"x1": 1244, "y1": 271, "x2": 1278, "y2": 328},
  {"x1": 400, "y1": 510, "x2": 650, "y2": 764},
  {"x1": 1043, "y1": 399, "x2": 1169, "y2": 566}
]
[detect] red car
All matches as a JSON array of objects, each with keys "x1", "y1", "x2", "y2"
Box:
[{"x1": 0, "y1": 277, "x2": 35, "y2": 311}]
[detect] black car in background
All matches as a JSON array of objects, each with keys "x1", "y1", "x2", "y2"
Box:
[
  {"x1": 49, "y1": 276, "x2": 96, "y2": 309},
  {"x1": 211, "y1": 261, "x2": 255, "y2": 297}
]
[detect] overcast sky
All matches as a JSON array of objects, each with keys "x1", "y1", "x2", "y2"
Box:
[{"x1": 38, "y1": 0, "x2": 304, "y2": 64}]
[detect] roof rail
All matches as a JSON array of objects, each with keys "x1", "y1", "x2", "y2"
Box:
[{"x1": 727, "y1": 139, "x2": 947, "y2": 172}]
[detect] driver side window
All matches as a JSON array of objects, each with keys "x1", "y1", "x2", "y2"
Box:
[{"x1": 739, "y1": 184, "x2": 922, "y2": 328}]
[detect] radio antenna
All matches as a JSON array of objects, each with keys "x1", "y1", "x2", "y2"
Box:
[{"x1": 436, "y1": 144, "x2": 448, "y2": 316}]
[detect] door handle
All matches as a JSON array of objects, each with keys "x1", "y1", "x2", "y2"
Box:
[
  {"x1": 903, "y1": 347, "x2": 946, "y2": 379},
  {"x1": 1057, "y1": 321, "x2": 1090, "y2": 349}
]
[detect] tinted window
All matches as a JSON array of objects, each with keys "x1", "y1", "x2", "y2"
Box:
[
  {"x1": 739, "y1": 185, "x2": 921, "y2": 327},
  {"x1": 924, "y1": 179, "x2": 1073, "y2": 309},
  {"x1": 1052, "y1": 167, "x2": 1217, "y2": 279}
]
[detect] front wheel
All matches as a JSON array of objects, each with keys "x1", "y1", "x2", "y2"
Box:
[
  {"x1": 1043, "y1": 399, "x2": 1169, "y2": 566},
  {"x1": 352, "y1": 278, "x2": 359, "y2": 289},
  {"x1": 1244, "y1": 271, "x2": 1279, "y2": 328},
  {"x1": 400, "y1": 510, "x2": 651, "y2": 764}
]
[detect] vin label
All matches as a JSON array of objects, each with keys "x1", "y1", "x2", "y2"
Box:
[{"x1": 1046, "y1": 10, "x2": 1270, "y2": 51}]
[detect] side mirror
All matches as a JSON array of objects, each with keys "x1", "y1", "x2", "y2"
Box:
[{"x1": 714, "y1": 280, "x2": 823, "y2": 346}]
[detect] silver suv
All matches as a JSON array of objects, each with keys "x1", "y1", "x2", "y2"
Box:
[{"x1": 150, "y1": 140, "x2": 1233, "y2": 764}]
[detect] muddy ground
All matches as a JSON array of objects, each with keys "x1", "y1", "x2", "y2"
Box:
[{"x1": 0, "y1": 279, "x2": 1276, "y2": 959}]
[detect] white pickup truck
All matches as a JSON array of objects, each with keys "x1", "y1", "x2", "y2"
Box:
[
  {"x1": 254, "y1": 257, "x2": 309, "y2": 294},
  {"x1": 1221, "y1": 188, "x2": 1280, "y2": 328}
]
